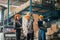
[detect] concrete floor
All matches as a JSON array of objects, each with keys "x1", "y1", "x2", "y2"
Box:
[{"x1": 0, "y1": 33, "x2": 60, "y2": 40}]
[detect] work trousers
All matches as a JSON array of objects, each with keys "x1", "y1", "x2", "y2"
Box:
[
  {"x1": 27, "y1": 32, "x2": 34, "y2": 40},
  {"x1": 16, "y1": 29, "x2": 21, "y2": 40},
  {"x1": 38, "y1": 29, "x2": 46, "y2": 40}
]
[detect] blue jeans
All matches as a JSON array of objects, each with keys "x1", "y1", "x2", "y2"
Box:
[{"x1": 38, "y1": 29, "x2": 46, "y2": 40}]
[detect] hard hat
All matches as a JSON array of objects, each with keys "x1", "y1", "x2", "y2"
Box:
[
  {"x1": 39, "y1": 15, "x2": 44, "y2": 19},
  {"x1": 24, "y1": 14, "x2": 30, "y2": 20},
  {"x1": 25, "y1": 15, "x2": 30, "y2": 18},
  {"x1": 25, "y1": 12, "x2": 30, "y2": 18},
  {"x1": 26, "y1": 12, "x2": 31, "y2": 15},
  {"x1": 14, "y1": 14, "x2": 20, "y2": 20}
]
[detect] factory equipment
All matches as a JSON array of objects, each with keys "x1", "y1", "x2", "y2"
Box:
[{"x1": 4, "y1": 25, "x2": 16, "y2": 40}]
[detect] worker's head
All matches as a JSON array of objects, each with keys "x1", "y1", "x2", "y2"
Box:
[
  {"x1": 39, "y1": 15, "x2": 44, "y2": 20},
  {"x1": 25, "y1": 14, "x2": 30, "y2": 20},
  {"x1": 25, "y1": 12, "x2": 30, "y2": 20},
  {"x1": 14, "y1": 14, "x2": 20, "y2": 21},
  {"x1": 26, "y1": 12, "x2": 31, "y2": 15}
]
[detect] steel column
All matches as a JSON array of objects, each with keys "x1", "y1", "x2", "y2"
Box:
[
  {"x1": 7, "y1": 0, "x2": 10, "y2": 25},
  {"x1": 30, "y1": 0, "x2": 32, "y2": 13}
]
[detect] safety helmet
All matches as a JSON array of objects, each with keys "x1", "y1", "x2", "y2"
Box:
[
  {"x1": 39, "y1": 15, "x2": 44, "y2": 19},
  {"x1": 26, "y1": 12, "x2": 31, "y2": 15},
  {"x1": 24, "y1": 12, "x2": 31, "y2": 19}
]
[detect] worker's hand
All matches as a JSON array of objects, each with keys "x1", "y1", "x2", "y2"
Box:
[
  {"x1": 28, "y1": 27, "x2": 31, "y2": 30},
  {"x1": 20, "y1": 27, "x2": 22, "y2": 29}
]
